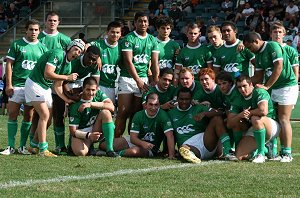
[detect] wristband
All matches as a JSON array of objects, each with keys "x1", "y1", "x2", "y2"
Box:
[
  {"x1": 75, "y1": 130, "x2": 88, "y2": 139},
  {"x1": 85, "y1": 132, "x2": 90, "y2": 139}
]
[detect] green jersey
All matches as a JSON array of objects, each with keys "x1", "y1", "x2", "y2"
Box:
[
  {"x1": 230, "y1": 88, "x2": 276, "y2": 119},
  {"x1": 255, "y1": 41, "x2": 297, "y2": 89},
  {"x1": 176, "y1": 43, "x2": 212, "y2": 76},
  {"x1": 38, "y1": 31, "x2": 71, "y2": 50},
  {"x1": 29, "y1": 49, "x2": 71, "y2": 89},
  {"x1": 223, "y1": 85, "x2": 243, "y2": 110},
  {"x1": 6, "y1": 37, "x2": 48, "y2": 87},
  {"x1": 90, "y1": 39, "x2": 120, "y2": 88},
  {"x1": 213, "y1": 39, "x2": 255, "y2": 79},
  {"x1": 174, "y1": 81, "x2": 203, "y2": 100},
  {"x1": 142, "y1": 84, "x2": 176, "y2": 104},
  {"x1": 68, "y1": 90, "x2": 109, "y2": 129},
  {"x1": 282, "y1": 43, "x2": 299, "y2": 68},
  {"x1": 120, "y1": 31, "x2": 159, "y2": 78},
  {"x1": 168, "y1": 105, "x2": 210, "y2": 147},
  {"x1": 193, "y1": 84, "x2": 225, "y2": 109},
  {"x1": 130, "y1": 108, "x2": 173, "y2": 153},
  {"x1": 71, "y1": 55, "x2": 100, "y2": 79},
  {"x1": 156, "y1": 38, "x2": 180, "y2": 69}
]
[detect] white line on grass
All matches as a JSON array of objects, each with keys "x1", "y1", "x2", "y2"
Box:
[{"x1": 0, "y1": 160, "x2": 225, "y2": 190}]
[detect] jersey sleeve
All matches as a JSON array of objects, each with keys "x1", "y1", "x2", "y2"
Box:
[
  {"x1": 151, "y1": 37, "x2": 160, "y2": 53},
  {"x1": 270, "y1": 42, "x2": 284, "y2": 63},
  {"x1": 6, "y1": 41, "x2": 17, "y2": 61},
  {"x1": 130, "y1": 112, "x2": 142, "y2": 134},
  {"x1": 121, "y1": 36, "x2": 133, "y2": 52},
  {"x1": 68, "y1": 103, "x2": 81, "y2": 127},
  {"x1": 255, "y1": 88, "x2": 270, "y2": 105},
  {"x1": 159, "y1": 110, "x2": 174, "y2": 133},
  {"x1": 46, "y1": 51, "x2": 62, "y2": 68},
  {"x1": 94, "y1": 90, "x2": 109, "y2": 102}
]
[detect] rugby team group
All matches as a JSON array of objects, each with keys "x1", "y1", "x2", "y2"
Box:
[{"x1": 0, "y1": 10, "x2": 298, "y2": 164}]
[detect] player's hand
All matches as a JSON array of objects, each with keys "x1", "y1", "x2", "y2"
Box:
[
  {"x1": 78, "y1": 102, "x2": 91, "y2": 112},
  {"x1": 66, "y1": 98, "x2": 75, "y2": 104},
  {"x1": 194, "y1": 112, "x2": 206, "y2": 121},
  {"x1": 256, "y1": 84, "x2": 269, "y2": 90},
  {"x1": 89, "y1": 132, "x2": 101, "y2": 142},
  {"x1": 67, "y1": 73, "x2": 79, "y2": 82},
  {"x1": 240, "y1": 107, "x2": 251, "y2": 120},
  {"x1": 141, "y1": 141, "x2": 155, "y2": 150},
  {"x1": 161, "y1": 101, "x2": 176, "y2": 110},
  {"x1": 5, "y1": 85, "x2": 14, "y2": 97},
  {"x1": 236, "y1": 42, "x2": 245, "y2": 52},
  {"x1": 136, "y1": 78, "x2": 149, "y2": 93}
]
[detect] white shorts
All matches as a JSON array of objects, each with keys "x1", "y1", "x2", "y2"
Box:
[
  {"x1": 117, "y1": 76, "x2": 148, "y2": 97},
  {"x1": 25, "y1": 78, "x2": 53, "y2": 108},
  {"x1": 123, "y1": 136, "x2": 154, "y2": 157},
  {"x1": 8, "y1": 87, "x2": 28, "y2": 104},
  {"x1": 271, "y1": 85, "x2": 298, "y2": 105},
  {"x1": 245, "y1": 117, "x2": 280, "y2": 142},
  {"x1": 99, "y1": 85, "x2": 116, "y2": 104},
  {"x1": 183, "y1": 133, "x2": 217, "y2": 160}
]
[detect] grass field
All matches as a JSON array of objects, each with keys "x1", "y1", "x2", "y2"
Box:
[{"x1": 0, "y1": 116, "x2": 300, "y2": 197}]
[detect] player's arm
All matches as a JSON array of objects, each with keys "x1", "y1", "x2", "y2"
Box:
[
  {"x1": 78, "y1": 98, "x2": 115, "y2": 113},
  {"x1": 53, "y1": 80, "x2": 74, "y2": 104},
  {"x1": 150, "y1": 51, "x2": 160, "y2": 83},
  {"x1": 193, "y1": 108, "x2": 223, "y2": 121},
  {"x1": 251, "y1": 70, "x2": 264, "y2": 86},
  {"x1": 173, "y1": 64, "x2": 182, "y2": 86},
  {"x1": 292, "y1": 66, "x2": 299, "y2": 82},
  {"x1": 5, "y1": 58, "x2": 14, "y2": 97},
  {"x1": 249, "y1": 100, "x2": 268, "y2": 117},
  {"x1": 165, "y1": 130, "x2": 176, "y2": 159},
  {"x1": 69, "y1": 125, "x2": 100, "y2": 142},
  {"x1": 123, "y1": 50, "x2": 149, "y2": 91},
  {"x1": 44, "y1": 64, "x2": 78, "y2": 81},
  {"x1": 263, "y1": 59, "x2": 283, "y2": 90},
  {"x1": 130, "y1": 132, "x2": 154, "y2": 150}
]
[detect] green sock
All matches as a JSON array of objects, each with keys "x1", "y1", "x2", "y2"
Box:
[
  {"x1": 20, "y1": 121, "x2": 31, "y2": 147},
  {"x1": 283, "y1": 147, "x2": 292, "y2": 155},
  {"x1": 7, "y1": 120, "x2": 18, "y2": 148},
  {"x1": 39, "y1": 142, "x2": 48, "y2": 152},
  {"x1": 253, "y1": 128, "x2": 266, "y2": 155},
  {"x1": 270, "y1": 137, "x2": 278, "y2": 156},
  {"x1": 102, "y1": 122, "x2": 115, "y2": 152},
  {"x1": 119, "y1": 150, "x2": 126, "y2": 157},
  {"x1": 233, "y1": 131, "x2": 243, "y2": 149},
  {"x1": 54, "y1": 126, "x2": 65, "y2": 149},
  {"x1": 29, "y1": 132, "x2": 34, "y2": 142},
  {"x1": 220, "y1": 133, "x2": 231, "y2": 155},
  {"x1": 30, "y1": 139, "x2": 39, "y2": 148}
]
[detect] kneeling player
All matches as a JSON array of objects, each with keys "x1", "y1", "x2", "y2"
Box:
[
  {"x1": 100, "y1": 93, "x2": 175, "y2": 158},
  {"x1": 228, "y1": 75, "x2": 280, "y2": 163},
  {"x1": 68, "y1": 77, "x2": 118, "y2": 157}
]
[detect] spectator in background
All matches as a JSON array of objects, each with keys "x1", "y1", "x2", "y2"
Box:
[
  {"x1": 78, "y1": 32, "x2": 87, "y2": 43},
  {"x1": 28, "y1": 0, "x2": 40, "y2": 11},
  {"x1": 287, "y1": 21, "x2": 298, "y2": 37},
  {"x1": 265, "y1": 10, "x2": 278, "y2": 26},
  {"x1": 221, "y1": 0, "x2": 233, "y2": 15},
  {"x1": 148, "y1": 0, "x2": 164, "y2": 14},
  {"x1": 0, "y1": 4, "x2": 7, "y2": 32},
  {"x1": 169, "y1": 2, "x2": 181, "y2": 27},
  {"x1": 255, "y1": 20, "x2": 270, "y2": 41},
  {"x1": 234, "y1": 2, "x2": 255, "y2": 23},
  {"x1": 155, "y1": 3, "x2": 168, "y2": 17},
  {"x1": 5, "y1": 3, "x2": 19, "y2": 27},
  {"x1": 292, "y1": 30, "x2": 300, "y2": 53},
  {"x1": 180, "y1": 0, "x2": 192, "y2": 14},
  {"x1": 284, "y1": 0, "x2": 298, "y2": 24},
  {"x1": 13, "y1": 0, "x2": 26, "y2": 10},
  {"x1": 246, "y1": 6, "x2": 264, "y2": 30},
  {"x1": 148, "y1": 11, "x2": 156, "y2": 34}
]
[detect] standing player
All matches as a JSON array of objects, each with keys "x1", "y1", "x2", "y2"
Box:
[
  {"x1": 0, "y1": 19, "x2": 48, "y2": 155},
  {"x1": 174, "y1": 23, "x2": 212, "y2": 85},
  {"x1": 115, "y1": 12, "x2": 160, "y2": 138},
  {"x1": 87, "y1": 21, "x2": 122, "y2": 104},
  {"x1": 206, "y1": 25, "x2": 224, "y2": 55},
  {"x1": 101, "y1": 93, "x2": 175, "y2": 158},
  {"x1": 155, "y1": 16, "x2": 180, "y2": 70},
  {"x1": 69, "y1": 77, "x2": 117, "y2": 157},
  {"x1": 243, "y1": 32, "x2": 298, "y2": 162},
  {"x1": 25, "y1": 39, "x2": 85, "y2": 157},
  {"x1": 213, "y1": 21, "x2": 255, "y2": 78},
  {"x1": 38, "y1": 11, "x2": 72, "y2": 153},
  {"x1": 270, "y1": 21, "x2": 299, "y2": 81},
  {"x1": 228, "y1": 75, "x2": 280, "y2": 163}
]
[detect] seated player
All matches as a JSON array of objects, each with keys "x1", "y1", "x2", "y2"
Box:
[
  {"x1": 101, "y1": 93, "x2": 175, "y2": 158},
  {"x1": 142, "y1": 68, "x2": 176, "y2": 110},
  {"x1": 227, "y1": 75, "x2": 280, "y2": 163},
  {"x1": 68, "y1": 77, "x2": 118, "y2": 157},
  {"x1": 168, "y1": 87, "x2": 225, "y2": 163}
]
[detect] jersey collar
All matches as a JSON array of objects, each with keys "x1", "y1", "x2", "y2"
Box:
[
  {"x1": 23, "y1": 37, "x2": 39, "y2": 45},
  {"x1": 64, "y1": 51, "x2": 70, "y2": 63},
  {"x1": 145, "y1": 108, "x2": 160, "y2": 118},
  {"x1": 177, "y1": 104, "x2": 192, "y2": 111},
  {"x1": 156, "y1": 37, "x2": 170, "y2": 43},
  {"x1": 80, "y1": 99, "x2": 92, "y2": 102},
  {"x1": 186, "y1": 42, "x2": 201, "y2": 49},
  {"x1": 226, "y1": 84, "x2": 236, "y2": 95},
  {"x1": 259, "y1": 41, "x2": 267, "y2": 53},
  {"x1": 133, "y1": 31, "x2": 148, "y2": 39},
  {"x1": 190, "y1": 82, "x2": 196, "y2": 92},
  {"x1": 105, "y1": 38, "x2": 118, "y2": 48},
  {"x1": 155, "y1": 84, "x2": 167, "y2": 93},
  {"x1": 243, "y1": 93, "x2": 253, "y2": 100},
  {"x1": 80, "y1": 55, "x2": 88, "y2": 68},
  {"x1": 42, "y1": 30, "x2": 59, "y2": 37},
  {"x1": 203, "y1": 84, "x2": 217, "y2": 94},
  {"x1": 224, "y1": 39, "x2": 239, "y2": 48}
]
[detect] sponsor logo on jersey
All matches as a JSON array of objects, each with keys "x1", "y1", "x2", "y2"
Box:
[
  {"x1": 102, "y1": 64, "x2": 115, "y2": 74},
  {"x1": 159, "y1": 59, "x2": 172, "y2": 69},
  {"x1": 142, "y1": 132, "x2": 155, "y2": 142},
  {"x1": 21, "y1": 60, "x2": 36, "y2": 70},
  {"x1": 53, "y1": 57, "x2": 58, "y2": 64},
  {"x1": 134, "y1": 44, "x2": 139, "y2": 49},
  {"x1": 133, "y1": 54, "x2": 149, "y2": 64},
  {"x1": 265, "y1": 67, "x2": 272, "y2": 77},
  {"x1": 188, "y1": 65, "x2": 201, "y2": 74},
  {"x1": 224, "y1": 63, "x2": 239, "y2": 73},
  {"x1": 176, "y1": 124, "x2": 195, "y2": 134},
  {"x1": 102, "y1": 52, "x2": 107, "y2": 57}
]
